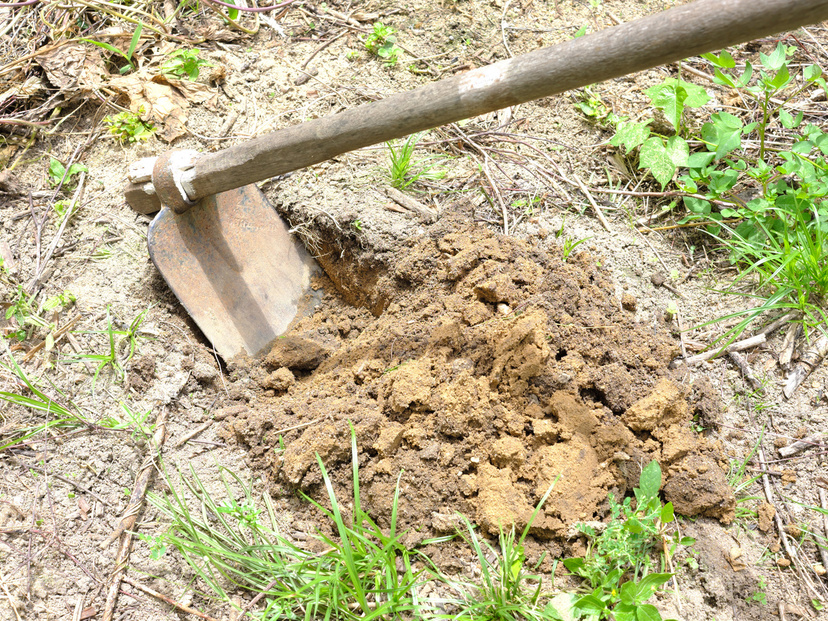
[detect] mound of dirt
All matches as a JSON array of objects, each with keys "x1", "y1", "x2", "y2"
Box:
[{"x1": 221, "y1": 207, "x2": 734, "y2": 539}]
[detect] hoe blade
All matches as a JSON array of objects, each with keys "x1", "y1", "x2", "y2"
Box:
[{"x1": 147, "y1": 184, "x2": 320, "y2": 360}]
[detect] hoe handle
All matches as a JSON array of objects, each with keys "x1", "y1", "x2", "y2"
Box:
[{"x1": 127, "y1": 0, "x2": 828, "y2": 214}]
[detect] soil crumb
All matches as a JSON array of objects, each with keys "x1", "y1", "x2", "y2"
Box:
[{"x1": 222, "y1": 211, "x2": 735, "y2": 539}]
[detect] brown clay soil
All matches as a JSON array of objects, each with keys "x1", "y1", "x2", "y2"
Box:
[
  {"x1": 222, "y1": 207, "x2": 735, "y2": 545},
  {"x1": 4, "y1": 0, "x2": 828, "y2": 619}
]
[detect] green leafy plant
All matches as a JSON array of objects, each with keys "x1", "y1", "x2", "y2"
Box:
[
  {"x1": 386, "y1": 132, "x2": 445, "y2": 190},
  {"x1": 149, "y1": 426, "x2": 433, "y2": 620},
  {"x1": 560, "y1": 461, "x2": 692, "y2": 621},
  {"x1": 70, "y1": 307, "x2": 152, "y2": 390},
  {"x1": 749, "y1": 576, "x2": 768, "y2": 606},
  {"x1": 105, "y1": 110, "x2": 156, "y2": 143},
  {"x1": 562, "y1": 235, "x2": 592, "y2": 262},
  {"x1": 0, "y1": 353, "x2": 90, "y2": 452},
  {"x1": 161, "y1": 49, "x2": 212, "y2": 81},
  {"x1": 574, "y1": 86, "x2": 621, "y2": 128},
  {"x1": 447, "y1": 479, "x2": 558, "y2": 621},
  {"x1": 614, "y1": 43, "x2": 828, "y2": 344},
  {"x1": 364, "y1": 22, "x2": 402, "y2": 65},
  {"x1": 81, "y1": 24, "x2": 143, "y2": 74},
  {"x1": 611, "y1": 78, "x2": 710, "y2": 188},
  {"x1": 48, "y1": 158, "x2": 88, "y2": 190}
]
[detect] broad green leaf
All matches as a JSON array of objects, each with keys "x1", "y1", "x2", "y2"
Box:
[
  {"x1": 688, "y1": 151, "x2": 715, "y2": 169},
  {"x1": 646, "y1": 79, "x2": 708, "y2": 131},
  {"x1": 660, "y1": 501, "x2": 675, "y2": 523},
  {"x1": 572, "y1": 24, "x2": 588, "y2": 38},
  {"x1": 639, "y1": 136, "x2": 688, "y2": 188},
  {"x1": 768, "y1": 64, "x2": 791, "y2": 90},
  {"x1": 701, "y1": 50, "x2": 735, "y2": 68},
  {"x1": 804, "y1": 64, "x2": 822, "y2": 81},
  {"x1": 682, "y1": 81, "x2": 710, "y2": 108},
  {"x1": 684, "y1": 196, "x2": 711, "y2": 215},
  {"x1": 563, "y1": 557, "x2": 585, "y2": 572},
  {"x1": 611, "y1": 120, "x2": 651, "y2": 152},
  {"x1": 620, "y1": 580, "x2": 641, "y2": 605},
  {"x1": 574, "y1": 594, "x2": 606, "y2": 613},
  {"x1": 638, "y1": 460, "x2": 662, "y2": 500},
  {"x1": 545, "y1": 593, "x2": 581, "y2": 621},
  {"x1": 792, "y1": 139, "x2": 814, "y2": 154},
  {"x1": 224, "y1": 0, "x2": 238, "y2": 20},
  {"x1": 701, "y1": 112, "x2": 743, "y2": 159},
  {"x1": 614, "y1": 608, "x2": 636, "y2": 621},
  {"x1": 49, "y1": 158, "x2": 66, "y2": 181},
  {"x1": 637, "y1": 573, "x2": 673, "y2": 598},
  {"x1": 636, "y1": 603, "x2": 664, "y2": 621},
  {"x1": 760, "y1": 43, "x2": 788, "y2": 71}
]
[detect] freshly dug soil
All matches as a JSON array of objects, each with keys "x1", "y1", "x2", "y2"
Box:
[{"x1": 221, "y1": 202, "x2": 735, "y2": 541}]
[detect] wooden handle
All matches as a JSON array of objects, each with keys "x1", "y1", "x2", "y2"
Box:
[{"x1": 128, "y1": 0, "x2": 828, "y2": 213}]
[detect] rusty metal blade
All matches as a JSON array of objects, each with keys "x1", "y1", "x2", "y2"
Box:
[{"x1": 147, "y1": 184, "x2": 321, "y2": 360}]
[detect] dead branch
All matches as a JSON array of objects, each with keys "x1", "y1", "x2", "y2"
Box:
[
  {"x1": 778, "y1": 433, "x2": 827, "y2": 458},
  {"x1": 121, "y1": 575, "x2": 220, "y2": 621},
  {"x1": 728, "y1": 351, "x2": 764, "y2": 393},
  {"x1": 783, "y1": 332, "x2": 828, "y2": 399},
  {"x1": 383, "y1": 187, "x2": 437, "y2": 223},
  {"x1": 100, "y1": 409, "x2": 168, "y2": 621},
  {"x1": 672, "y1": 333, "x2": 766, "y2": 367}
]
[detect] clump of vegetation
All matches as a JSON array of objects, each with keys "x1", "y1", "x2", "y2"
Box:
[
  {"x1": 386, "y1": 132, "x2": 445, "y2": 190},
  {"x1": 48, "y1": 157, "x2": 87, "y2": 189},
  {"x1": 148, "y1": 425, "x2": 687, "y2": 621},
  {"x1": 161, "y1": 48, "x2": 212, "y2": 80},
  {"x1": 364, "y1": 22, "x2": 402, "y2": 65},
  {"x1": 105, "y1": 110, "x2": 156, "y2": 143},
  {"x1": 561, "y1": 461, "x2": 692, "y2": 621},
  {"x1": 606, "y1": 43, "x2": 828, "y2": 343}
]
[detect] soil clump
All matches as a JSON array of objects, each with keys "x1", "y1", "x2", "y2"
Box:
[{"x1": 221, "y1": 207, "x2": 735, "y2": 540}]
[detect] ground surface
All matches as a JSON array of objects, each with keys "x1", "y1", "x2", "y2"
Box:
[{"x1": 2, "y1": 0, "x2": 828, "y2": 620}]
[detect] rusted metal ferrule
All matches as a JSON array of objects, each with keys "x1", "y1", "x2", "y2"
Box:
[{"x1": 152, "y1": 150, "x2": 200, "y2": 214}]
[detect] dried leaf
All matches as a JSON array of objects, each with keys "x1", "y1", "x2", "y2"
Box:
[
  {"x1": 110, "y1": 73, "x2": 186, "y2": 141},
  {"x1": 35, "y1": 43, "x2": 107, "y2": 100}
]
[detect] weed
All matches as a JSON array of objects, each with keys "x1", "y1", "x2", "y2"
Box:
[
  {"x1": 574, "y1": 86, "x2": 620, "y2": 128},
  {"x1": 81, "y1": 24, "x2": 143, "y2": 74},
  {"x1": 161, "y1": 49, "x2": 212, "y2": 81},
  {"x1": 364, "y1": 22, "x2": 402, "y2": 65},
  {"x1": 447, "y1": 479, "x2": 558, "y2": 621},
  {"x1": 727, "y1": 431, "x2": 763, "y2": 521},
  {"x1": 0, "y1": 351, "x2": 89, "y2": 452},
  {"x1": 613, "y1": 43, "x2": 828, "y2": 344},
  {"x1": 149, "y1": 426, "x2": 432, "y2": 619},
  {"x1": 70, "y1": 307, "x2": 152, "y2": 390},
  {"x1": 749, "y1": 576, "x2": 768, "y2": 605},
  {"x1": 105, "y1": 110, "x2": 156, "y2": 143},
  {"x1": 351, "y1": 219, "x2": 363, "y2": 231},
  {"x1": 560, "y1": 461, "x2": 692, "y2": 621},
  {"x1": 386, "y1": 132, "x2": 445, "y2": 190},
  {"x1": 562, "y1": 235, "x2": 592, "y2": 261},
  {"x1": 48, "y1": 158, "x2": 88, "y2": 190}
]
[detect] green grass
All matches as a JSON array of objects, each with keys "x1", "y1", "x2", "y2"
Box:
[
  {"x1": 0, "y1": 350, "x2": 90, "y2": 452},
  {"x1": 386, "y1": 133, "x2": 446, "y2": 191},
  {"x1": 149, "y1": 427, "x2": 433, "y2": 620},
  {"x1": 148, "y1": 438, "x2": 689, "y2": 621}
]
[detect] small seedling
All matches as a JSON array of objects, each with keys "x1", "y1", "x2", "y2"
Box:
[
  {"x1": 161, "y1": 49, "x2": 212, "y2": 81},
  {"x1": 386, "y1": 132, "x2": 445, "y2": 190},
  {"x1": 81, "y1": 24, "x2": 143, "y2": 74},
  {"x1": 562, "y1": 235, "x2": 592, "y2": 261},
  {"x1": 562, "y1": 461, "x2": 691, "y2": 621},
  {"x1": 749, "y1": 577, "x2": 768, "y2": 605},
  {"x1": 364, "y1": 22, "x2": 402, "y2": 65},
  {"x1": 105, "y1": 110, "x2": 155, "y2": 143},
  {"x1": 351, "y1": 219, "x2": 363, "y2": 231},
  {"x1": 48, "y1": 158, "x2": 88, "y2": 190}
]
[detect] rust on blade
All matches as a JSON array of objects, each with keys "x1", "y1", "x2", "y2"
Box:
[{"x1": 147, "y1": 185, "x2": 321, "y2": 360}]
